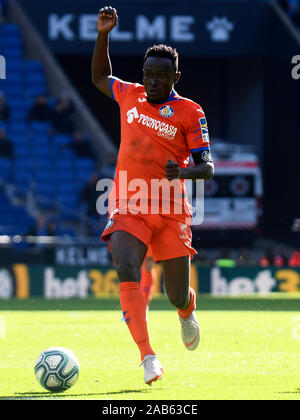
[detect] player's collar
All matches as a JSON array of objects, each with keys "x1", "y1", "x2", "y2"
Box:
[{"x1": 165, "y1": 90, "x2": 176, "y2": 102}]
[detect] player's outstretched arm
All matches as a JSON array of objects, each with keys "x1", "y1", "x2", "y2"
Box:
[{"x1": 92, "y1": 6, "x2": 118, "y2": 98}]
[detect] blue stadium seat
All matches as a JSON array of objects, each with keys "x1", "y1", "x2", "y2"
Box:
[
  {"x1": 6, "y1": 59, "x2": 23, "y2": 73},
  {"x1": 55, "y1": 158, "x2": 73, "y2": 170},
  {"x1": 8, "y1": 97, "x2": 26, "y2": 109},
  {"x1": 14, "y1": 170, "x2": 32, "y2": 184},
  {"x1": 75, "y1": 158, "x2": 95, "y2": 171},
  {"x1": 75, "y1": 178, "x2": 87, "y2": 191},
  {"x1": 0, "y1": 25, "x2": 81, "y2": 236},
  {"x1": 11, "y1": 109, "x2": 27, "y2": 121},
  {"x1": 23, "y1": 60, "x2": 44, "y2": 73},
  {"x1": 33, "y1": 158, "x2": 53, "y2": 170},
  {"x1": 29, "y1": 121, "x2": 51, "y2": 133},
  {"x1": 59, "y1": 148, "x2": 75, "y2": 159},
  {"x1": 33, "y1": 169, "x2": 55, "y2": 182},
  {"x1": 4, "y1": 36, "x2": 22, "y2": 48},
  {"x1": 39, "y1": 201, "x2": 56, "y2": 210},
  {"x1": 76, "y1": 171, "x2": 94, "y2": 183},
  {"x1": 57, "y1": 194, "x2": 78, "y2": 207},
  {"x1": 0, "y1": 121, "x2": 8, "y2": 131},
  {"x1": 25, "y1": 86, "x2": 47, "y2": 97},
  {"x1": 14, "y1": 144, "x2": 30, "y2": 158},
  {"x1": 10, "y1": 121, "x2": 28, "y2": 134},
  {"x1": 31, "y1": 134, "x2": 49, "y2": 145},
  {"x1": 25, "y1": 73, "x2": 45, "y2": 85},
  {"x1": 3, "y1": 47, "x2": 23, "y2": 60},
  {"x1": 11, "y1": 134, "x2": 30, "y2": 144},
  {"x1": 5, "y1": 72, "x2": 23, "y2": 86},
  {"x1": 2, "y1": 86, "x2": 22, "y2": 98},
  {"x1": 59, "y1": 208, "x2": 78, "y2": 221},
  {"x1": 31, "y1": 145, "x2": 50, "y2": 158},
  {"x1": 52, "y1": 134, "x2": 73, "y2": 146},
  {"x1": 57, "y1": 182, "x2": 76, "y2": 194},
  {"x1": 14, "y1": 159, "x2": 33, "y2": 171},
  {"x1": 27, "y1": 83, "x2": 47, "y2": 95},
  {"x1": 36, "y1": 182, "x2": 56, "y2": 197},
  {"x1": 13, "y1": 171, "x2": 32, "y2": 189},
  {"x1": 0, "y1": 158, "x2": 13, "y2": 181},
  {"x1": 0, "y1": 157, "x2": 13, "y2": 166},
  {"x1": 0, "y1": 24, "x2": 20, "y2": 36},
  {"x1": 54, "y1": 169, "x2": 74, "y2": 181}
]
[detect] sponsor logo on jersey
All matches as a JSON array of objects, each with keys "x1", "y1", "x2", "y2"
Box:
[
  {"x1": 126, "y1": 107, "x2": 177, "y2": 140},
  {"x1": 159, "y1": 105, "x2": 174, "y2": 118},
  {"x1": 200, "y1": 117, "x2": 209, "y2": 143}
]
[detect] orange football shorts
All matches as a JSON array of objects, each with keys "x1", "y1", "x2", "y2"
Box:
[
  {"x1": 145, "y1": 245, "x2": 153, "y2": 259},
  {"x1": 101, "y1": 212, "x2": 196, "y2": 262}
]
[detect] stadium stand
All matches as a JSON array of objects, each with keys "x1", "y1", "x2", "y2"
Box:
[
  {"x1": 279, "y1": 0, "x2": 300, "y2": 31},
  {"x1": 0, "y1": 22, "x2": 105, "y2": 238}
]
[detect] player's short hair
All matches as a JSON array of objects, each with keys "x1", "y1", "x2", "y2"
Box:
[{"x1": 144, "y1": 44, "x2": 179, "y2": 72}]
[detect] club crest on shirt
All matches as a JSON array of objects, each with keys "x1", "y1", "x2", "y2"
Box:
[
  {"x1": 201, "y1": 150, "x2": 212, "y2": 162},
  {"x1": 159, "y1": 105, "x2": 174, "y2": 118}
]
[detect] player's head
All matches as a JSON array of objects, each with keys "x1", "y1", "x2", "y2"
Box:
[{"x1": 143, "y1": 44, "x2": 181, "y2": 103}]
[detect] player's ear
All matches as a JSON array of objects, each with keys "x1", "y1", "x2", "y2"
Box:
[{"x1": 174, "y1": 71, "x2": 181, "y2": 85}]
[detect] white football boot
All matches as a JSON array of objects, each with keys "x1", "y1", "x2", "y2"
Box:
[
  {"x1": 179, "y1": 311, "x2": 200, "y2": 351},
  {"x1": 140, "y1": 354, "x2": 163, "y2": 386}
]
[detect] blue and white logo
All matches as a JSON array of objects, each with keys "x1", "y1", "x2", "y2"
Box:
[
  {"x1": 159, "y1": 105, "x2": 174, "y2": 118},
  {"x1": 201, "y1": 150, "x2": 212, "y2": 163},
  {"x1": 200, "y1": 117, "x2": 209, "y2": 143}
]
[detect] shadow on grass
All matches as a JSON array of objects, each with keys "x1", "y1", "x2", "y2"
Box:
[
  {"x1": 0, "y1": 388, "x2": 154, "y2": 400},
  {"x1": 277, "y1": 389, "x2": 300, "y2": 395}
]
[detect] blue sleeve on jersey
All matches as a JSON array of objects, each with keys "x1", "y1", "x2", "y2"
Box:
[{"x1": 110, "y1": 78, "x2": 116, "y2": 101}]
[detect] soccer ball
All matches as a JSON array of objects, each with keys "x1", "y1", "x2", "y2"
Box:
[{"x1": 35, "y1": 347, "x2": 80, "y2": 392}]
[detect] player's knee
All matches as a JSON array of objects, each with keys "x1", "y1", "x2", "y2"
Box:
[
  {"x1": 167, "y1": 290, "x2": 188, "y2": 309},
  {"x1": 116, "y1": 261, "x2": 139, "y2": 283}
]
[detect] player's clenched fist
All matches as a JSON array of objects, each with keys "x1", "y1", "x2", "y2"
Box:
[
  {"x1": 97, "y1": 6, "x2": 118, "y2": 34},
  {"x1": 165, "y1": 159, "x2": 180, "y2": 180}
]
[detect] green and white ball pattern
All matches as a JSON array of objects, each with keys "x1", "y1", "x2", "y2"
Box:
[{"x1": 35, "y1": 347, "x2": 79, "y2": 392}]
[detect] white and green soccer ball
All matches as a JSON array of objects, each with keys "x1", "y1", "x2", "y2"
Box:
[{"x1": 35, "y1": 347, "x2": 80, "y2": 392}]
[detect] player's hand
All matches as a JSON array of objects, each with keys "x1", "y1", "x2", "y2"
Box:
[
  {"x1": 97, "y1": 6, "x2": 118, "y2": 34},
  {"x1": 165, "y1": 159, "x2": 180, "y2": 180}
]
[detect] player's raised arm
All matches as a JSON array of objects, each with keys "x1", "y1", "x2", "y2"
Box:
[{"x1": 92, "y1": 6, "x2": 118, "y2": 97}]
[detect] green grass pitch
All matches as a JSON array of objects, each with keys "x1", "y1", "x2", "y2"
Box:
[{"x1": 1, "y1": 294, "x2": 300, "y2": 400}]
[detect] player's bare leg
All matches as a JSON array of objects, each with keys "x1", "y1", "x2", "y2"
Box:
[
  {"x1": 163, "y1": 256, "x2": 200, "y2": 350},
  {"x1": 110, "y1": 231, "x2": 163, "y2": 385},
  {"x1": 110, "y1": 231, "x2": 146, "y2": 284},
  {"x1": 140, "y1": 256, "x2": 156, "y2": 321}
]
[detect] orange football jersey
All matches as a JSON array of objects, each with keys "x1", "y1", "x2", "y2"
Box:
[{"x1": 108, "y1": 77, "x2": 211, "y2": 223}]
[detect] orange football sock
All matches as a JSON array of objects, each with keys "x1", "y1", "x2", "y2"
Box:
[
  {"x1": 119, "y1": 281, "x2": 155, "y2": 360},
  {"x1": 177, "y1": 287, "x2": 196, "y2": 319},
  {"x1": 140, "y1": 268, "x2": 156, "y2": 306}
]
